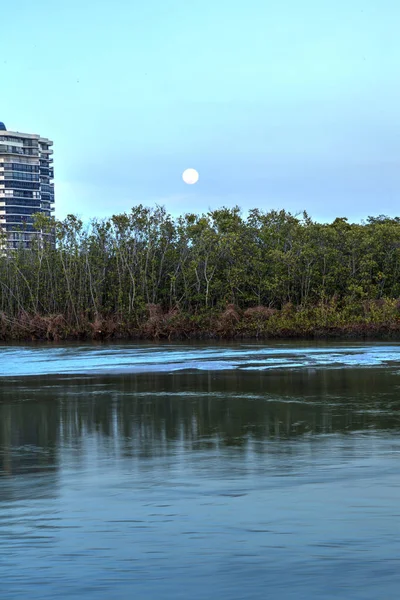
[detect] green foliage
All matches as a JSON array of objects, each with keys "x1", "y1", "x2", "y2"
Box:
[{"x1": 2, "y1": 207, "x2": 400, "y2": 339}]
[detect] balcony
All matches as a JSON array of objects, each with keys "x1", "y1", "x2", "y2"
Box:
[{"x1": 0, "y1": 147, "x2": 38, "y2": 157}]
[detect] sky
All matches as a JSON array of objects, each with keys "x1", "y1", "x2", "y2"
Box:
[{"x1": 1, "y1": 0, "x2": 399, "y2": 223}]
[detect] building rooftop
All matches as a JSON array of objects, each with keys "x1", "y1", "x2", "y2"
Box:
[{"x1": 0, "y1": 122, "x2": 6, "y2": 131}]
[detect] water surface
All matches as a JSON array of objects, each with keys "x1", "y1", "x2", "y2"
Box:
[{"x1": 1, "y1": 342, "x2": 400, "y2": 599}]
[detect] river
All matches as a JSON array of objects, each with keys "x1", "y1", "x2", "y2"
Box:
[{"x1": 1, "y1": 342, "x2": 400, "y2": 599}]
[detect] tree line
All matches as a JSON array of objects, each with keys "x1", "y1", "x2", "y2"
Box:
[{"x1": 1, "y1": 206, "x2": 400, "y2": 339}]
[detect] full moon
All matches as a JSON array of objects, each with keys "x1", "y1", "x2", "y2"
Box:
[{"x1": 182, "y1": 168, "x2": 199, "y2": 185}]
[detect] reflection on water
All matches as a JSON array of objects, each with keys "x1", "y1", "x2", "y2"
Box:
[{"x1": 1, "y1": 344, "x2": 400, "y2": 599}]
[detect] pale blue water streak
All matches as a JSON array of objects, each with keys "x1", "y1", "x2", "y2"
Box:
[{"x1": 1, "y1": 342, "x2": 400, "y2": 376}]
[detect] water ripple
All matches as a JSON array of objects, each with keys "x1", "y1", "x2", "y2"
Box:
[{"x1": 1, "y1": 342, "x2": 400, "y2": 377}]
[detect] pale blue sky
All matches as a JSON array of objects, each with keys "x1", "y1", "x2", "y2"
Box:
[{"x1": 1, "y1": 0, "x2": 399, "y2": 221}]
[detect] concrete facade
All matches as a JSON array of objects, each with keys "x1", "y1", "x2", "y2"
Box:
[{"x1": 0, "y1": 122, "x2": 54, "y2": 249}]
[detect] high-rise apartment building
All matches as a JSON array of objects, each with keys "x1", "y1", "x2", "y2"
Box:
[{"x1": 0, "y1": 121, "x2": 54, "y2": 249}]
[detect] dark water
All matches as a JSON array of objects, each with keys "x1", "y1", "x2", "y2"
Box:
[{"x1": 1, "y1": 343, "x2": 400, "y2": 599}]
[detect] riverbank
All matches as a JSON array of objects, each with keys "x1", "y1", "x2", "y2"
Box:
[
  {"x1": 2, "y1": 301, "x2": 400, "y2": 342},
  {"x1": 3, "y1": 210, "x2": 400, "y2": 342}
]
